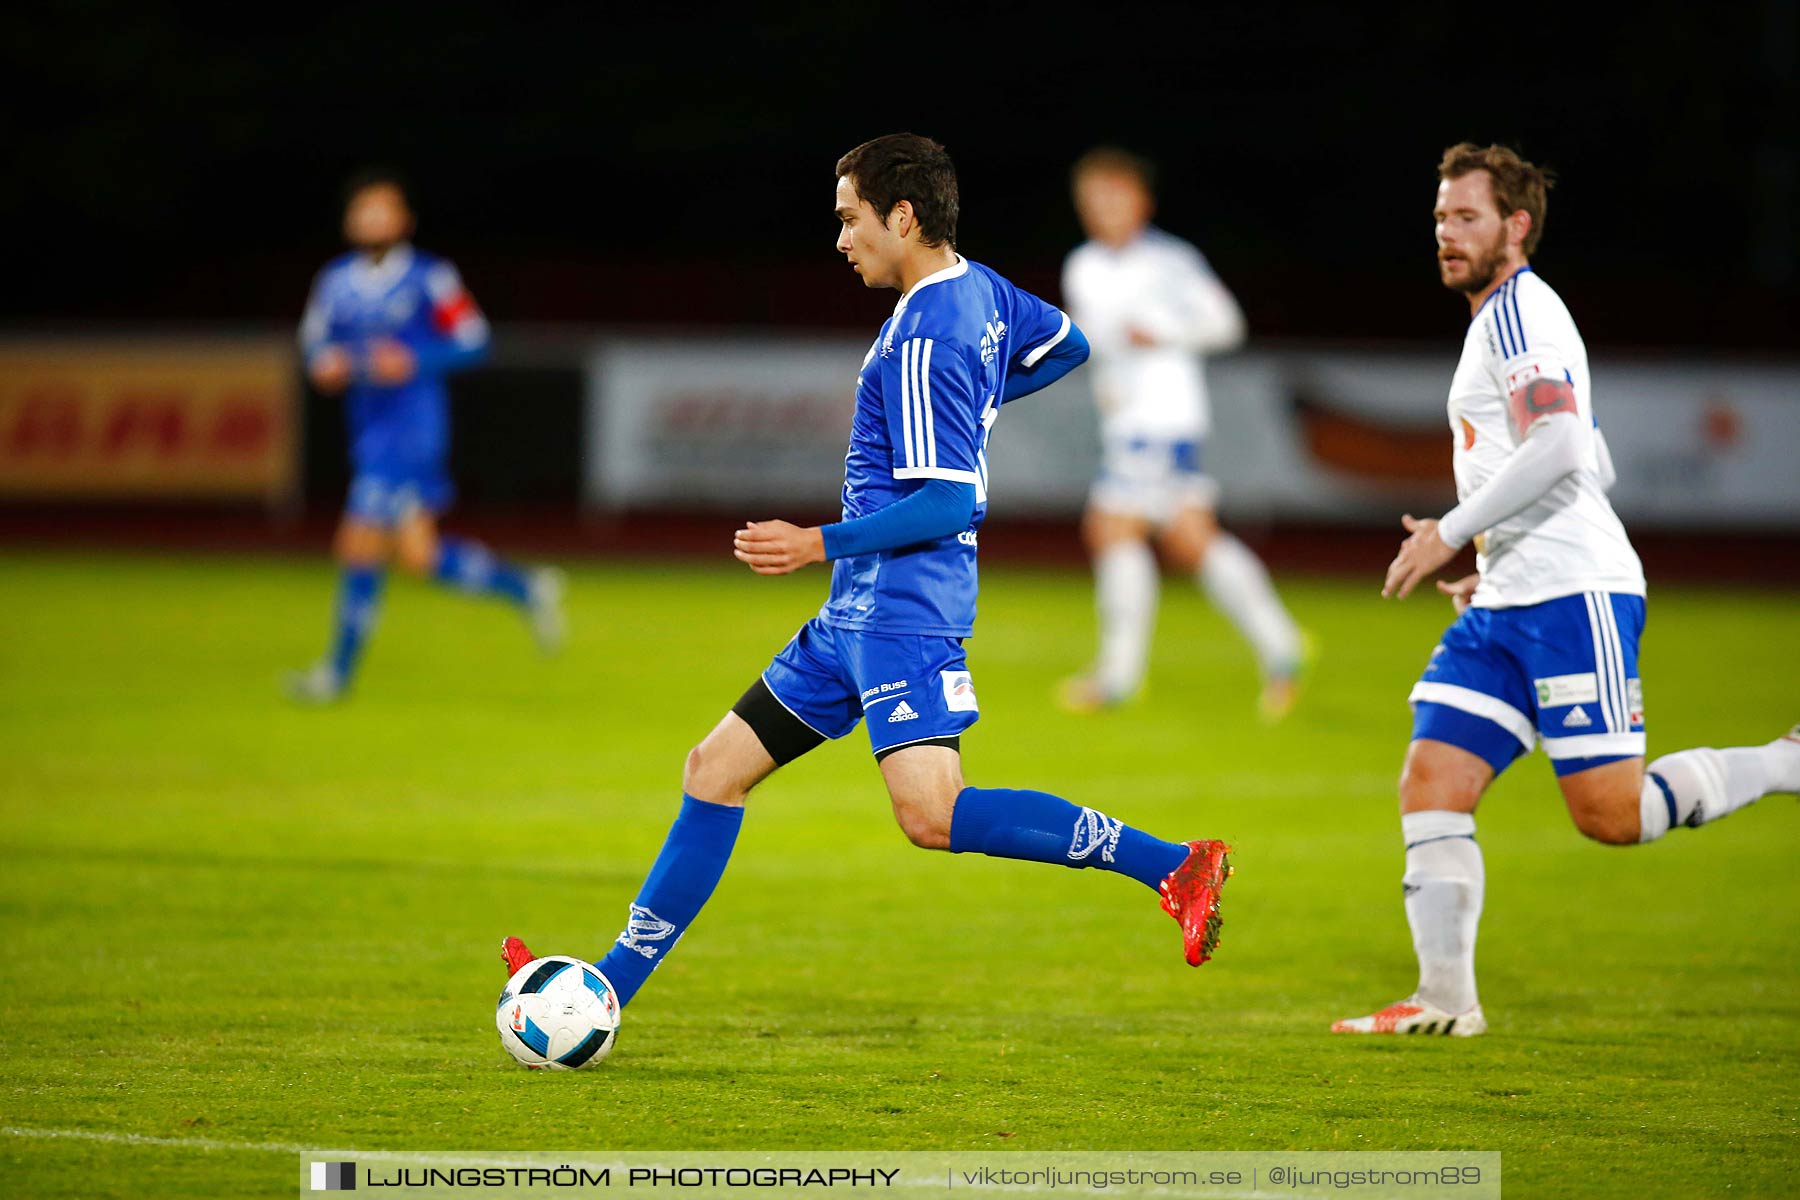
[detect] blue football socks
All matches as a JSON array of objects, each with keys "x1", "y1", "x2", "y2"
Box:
[
  {"x1": 596, "y1": 795, "x2": 745, "y2": 1007},
  {"x1": 329, "y1": 565, "x2": 385, "y2": 684},
  {"x1": 594, "y1": 788, "x2": 1181, "y2": 1006},
  {"x1": 434, "y1": 536, "x2": 530, "y2": 605},
  {"x1": 948, "y1": 786, "x2": 1188, "y2": 891}
]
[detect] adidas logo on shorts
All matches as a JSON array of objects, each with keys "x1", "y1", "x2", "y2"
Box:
[
  {"x1": 887, "y1": 701, "x2": 920, "y2": 723},
  {"x1": 1562, "y1": 705, "x2": 1593, "y2": 728}
]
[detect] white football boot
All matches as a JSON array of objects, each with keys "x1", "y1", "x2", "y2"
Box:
[
  {"x1": 1331, "y1": 994, "x2": 1486, "y2": 1037},
  {"x1": 526, "y1": 567, "x2": 567, "y2": 654},
  {"x1": 283, "y1": 661, "x2": 346, "y2": 705}
]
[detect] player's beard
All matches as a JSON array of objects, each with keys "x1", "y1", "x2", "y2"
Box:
[{"x1": 1439, "y1": 233, "x2": 1508, "y2": 295}]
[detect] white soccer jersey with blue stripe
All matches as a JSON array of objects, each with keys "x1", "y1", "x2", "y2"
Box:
[{"x1": 1447, "y1": 267, "x2": 1644, "y2": 608}]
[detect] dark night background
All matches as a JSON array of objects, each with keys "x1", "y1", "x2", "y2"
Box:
[{"x1": 7, "y1": 2, "x2": 1797, "y2": 351}]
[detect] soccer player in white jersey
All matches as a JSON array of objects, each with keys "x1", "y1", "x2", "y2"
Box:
[
  {"x1": 1058, "y1": 148, "x2": 1305, "y2": 720},
  {"x1": 1333, "y1": 143, "x2": 1800, "y2": 1037},
  {"x1": 500, "y1": 136, "x2": 1235, "y2": 1027}
]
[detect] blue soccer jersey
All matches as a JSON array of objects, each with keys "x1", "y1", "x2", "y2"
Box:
[
  {"x1": 821, "y1": 257, "x2": 1074, "y2": 636},
  {"x1": 298, "y1": 245, "x2": 490, "y2": 488}
]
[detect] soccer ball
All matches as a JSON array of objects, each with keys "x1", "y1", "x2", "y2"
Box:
[{"x1": 495, "y1": 955, "x2": 620, "y2": 1070}]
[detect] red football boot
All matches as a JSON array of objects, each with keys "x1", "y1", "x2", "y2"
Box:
[
  {"x1": 1158, "y1": 840, "x2": 1233, "y2": 966},
  {"x1": 499, "y1": 936, "x2": 539, "y2": 977}
]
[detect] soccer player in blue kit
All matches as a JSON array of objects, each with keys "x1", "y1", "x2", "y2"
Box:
[
  {"x1": 288, "y1": 171, "x2": 565, "y2": 703},
  {"x1": 503, "y1": 136, "x2": 1233, "y2": 1016}
]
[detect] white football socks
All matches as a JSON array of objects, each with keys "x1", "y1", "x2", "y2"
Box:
[
  {"x1": 1093, "y1": 540, "x2": 1160, "y2": 701},
  {"x1": 1199, "y1": 532, "x2": 1303, "y2": 679},
  {"x1": 1401, "y1": 810, "x2": 1484, "y2": 1015},
  {"x1": 1637, "y1": 736, "x2": 1800, "y2": 842}
]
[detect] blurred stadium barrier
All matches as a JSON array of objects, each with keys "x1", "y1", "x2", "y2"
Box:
[
  {"x1": 584, "y1": 335, "x2": 1800, "y2": 529},
  {"x1": 3, "y1": 332, "x2": 1795, "y2": 543},
  {"x1": 0, "y1": 338, "x2": 297, "y2": 506}
]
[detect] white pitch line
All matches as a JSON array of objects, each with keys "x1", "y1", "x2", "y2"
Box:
[
  {"x1": 4, "y1": 1126, "x2": 310, "y2": 1155},
  {"x1": 2, "y1": 1129, "x2": 544, "y2": 1169}
]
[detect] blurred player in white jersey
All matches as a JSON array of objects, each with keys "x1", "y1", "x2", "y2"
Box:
[
  {"x1": 1059, "y1": 148, "x2": 1305, "y2": 720},
  {"x1": 1333, "y1": 144, "x2": 1800, "y2": 1037}
]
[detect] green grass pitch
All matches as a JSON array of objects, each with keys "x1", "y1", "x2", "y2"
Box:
[{"x1": 1, "y1": 551, "x2": 1796, "y2": 1197}]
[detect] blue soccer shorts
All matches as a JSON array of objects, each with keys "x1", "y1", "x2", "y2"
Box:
[
  {"x1": 1409, "y1": 591, "x2": 1647, "y2": 777},
  {"x1": 345, "y1": 467, "x2": 454, "y2": 528},
  {"x1": 761, "y1": 618, "x2": 980, "y2": 759}
]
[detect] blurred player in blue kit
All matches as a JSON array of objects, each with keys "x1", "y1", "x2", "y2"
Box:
[
  {"x1": 504, "y1": 136, "x2": 1234, "y2": 1011},
  {"x1": 288, "y1": 171, "x2": 564, "y2": 703}
]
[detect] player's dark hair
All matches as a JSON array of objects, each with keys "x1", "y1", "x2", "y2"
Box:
[
  {"x1": 1438, "y1": 143, "x2": 1555, "y2": 256},
  {"x1": 342, "y1": 167, "x2": 412, "y2": 210},
  {"x1": 1071, "y1": 146, "x2": 1157, "y2": 194},
  {"x1": 835, "y1": 134, "x2": 958, "y2": 248}
]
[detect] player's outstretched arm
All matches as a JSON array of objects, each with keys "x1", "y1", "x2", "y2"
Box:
[
  {"x1": 1002, "y1": 321, "x2": 1089, "y2": 404},
  {"x1": 733, "y1": 480, "x2": 977, "y2": 576},
  {"x1": 1382, "y1": 514, "x2": 1459, "y2": 599},
  {"x1": 733, "y1": 521, "x2": 826, "y2": 575},
  {"x1": 1436, "y1": 572, "x2": 1480, "y2": 615},
  {"x1": 822, "y1": 479, "x2": 975, "y2": 558},
  {"x1": 407, "y1": 335, "x2": 489, "y2": 378},
  {"x1": 1383, "y1": 378, "x2": 1587, "y2": 599},
  {"x1": 409, "y1": 262, "x2": 493, "y2": 378},
  {"x1": 1436, "y1": 379, "x2": 1587, "y2": 549},
  {"x1": 306, "y1": 346, "x2": 353, "y2": 394},
  {"x1": 1152, "y1": 252, "x2": 1246, "y2": 355},
  {"x1": 299, "y1": 270, "x2": 352, "y2": 393}
]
